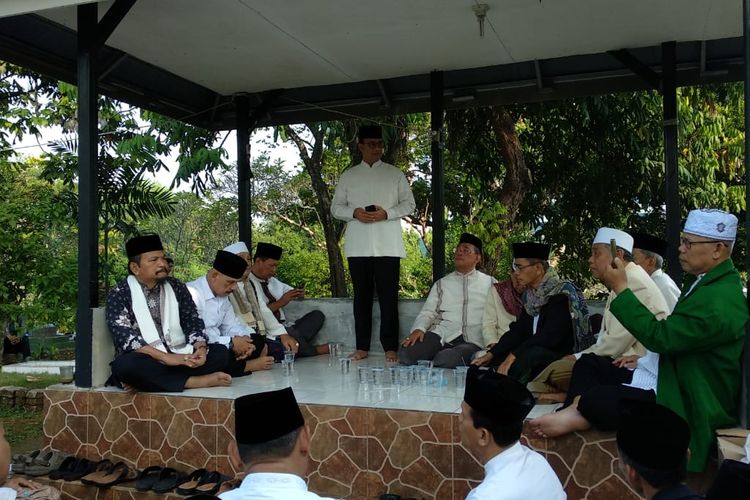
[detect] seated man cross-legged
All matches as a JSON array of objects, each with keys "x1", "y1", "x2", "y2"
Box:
[
  {"x1": 106, "y1": 234, "x2": 231, "y2": 392},
  {"x1": 188, "y1": 250, "x2": 271, "y2": 377},
  {"x1": 399, "y1": 233, "x2": 495, "y2": 368},
  {"x1": 473, "y1": 242, "x2": 593, "y2": 384},
  {"x1": 531, "y1": 209, "x2": 748, "y2": 473}
]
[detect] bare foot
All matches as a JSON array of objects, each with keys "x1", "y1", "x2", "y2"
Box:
[
  {"x1": 529, "y1": 405, "x2": 591, "y2": 438},
  {"x1": 185, "y1": 372, "x2": 232, "y2": 389},
  {"x1": 245, "y1": 356, "x2": 274, "y2": 372},
  {"x1": 350, "y1": 350, "x2": 368, "y2": 361},
  {"x1": 315, "y1": 344, "x2": 330, "y2": 355},
  {"x1": 535, "y1": 392, "x2": 567, "y2": 404},
  {"x1": 385, "y1": 350, "x2": 398, "y2": 363}
]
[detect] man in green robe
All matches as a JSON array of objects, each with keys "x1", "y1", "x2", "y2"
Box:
[{"x1": 530, "y1": 209, "x2": 747, "y2": 472}]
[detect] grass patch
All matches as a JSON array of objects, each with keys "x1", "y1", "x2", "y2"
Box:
[
  {"x1": 0, "y1": 403, "x2": 43, "y2": 447},
  {"x1": 0, "y1": 372, "x2": 59, "y2": 390}
]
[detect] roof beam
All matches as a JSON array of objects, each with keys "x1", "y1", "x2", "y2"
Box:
[
  {"x1": 607, "y1": 48, "x2": 661, "y2": 90},
  {"x1": 247, "y1": 89, "x2": 284, "y2": 130},
  {"x1": 96, "y1": 0, "x2": 136, "y2": 47},
  {"x1": 376, "y1": 79, "x2": 392, "y2": 109}
]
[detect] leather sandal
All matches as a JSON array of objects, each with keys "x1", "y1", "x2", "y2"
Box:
[
  {"x1": 175, "y1": 468, "x2": 209, "y2": 495},
  {"x1": 135, "y1": 465, "x2": 164, "y2": 491},
  {"x1": 193, "y1": 471, "x2": 231, "y2": 495},
  {"x1": 152, "y1": 467, "x2": 186, "y2": 494},
  {"x1": 82, "y1": 461, "x2": 137, "y2": 488},
  {"x1": 80, "y1": 459, "x2": 113, "y2": 484}
]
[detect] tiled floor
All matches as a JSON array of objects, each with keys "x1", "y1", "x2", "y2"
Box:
[{"x1": 84, "y1": 354, "x2": 517, "y2": 414}]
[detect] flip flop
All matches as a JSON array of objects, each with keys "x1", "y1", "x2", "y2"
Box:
[
  {"x1": 135, "y1": 465, "x2": 164, "y2": 491},
  {"x1": 82, "y1": 461, "x2": 137, "y2": 488},
  {"x1": 48, "y1": 456, "x2": 78, "y2": 480},
  {"x1": 175, "y1": 468, "x2": 209, "y2": 495},
  {"x1": 79, "y1": 459, "x2": 113, "y2": 484},
  {"x1": 60, "y1": 457, "x2": 97, "y2": 481},
  {"x1": 152, "y1": 467, "x2": 186, "y2": 494},
  {"x1": 193, "y1": 471, "x2": 231, "y2": 495}
]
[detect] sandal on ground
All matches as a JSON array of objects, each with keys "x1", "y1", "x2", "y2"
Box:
[
  {"x1": 79, "y1": 459, "x2": 113, "y2": 484},
  {"x1": 11, "y1": 452, "x2": 32, "y2": 474},
  {"x1": 48, "y1": 456, "x2": 78, "y2": 480},
  {"x1": 152, "y1": 467, "x2": 186, "y2": 494},
  {"x1": 175, "y1": 468, "x2": 209, "y2": 495},
  {"x1": 135, "y1": 465, "x2": 164, "y2": 491},
  {"x1": 82, "y1": 461, "x2": 137, "y2": 488},
  {"x1": 25, "y1": 451, "x2": 69, "y2": 477},
  {"x1": 60, "y1": 457, "x2": 97, "y2": 481},
  {"x1": 193, "y1": 471, "x2": 231, "y2": 495}
]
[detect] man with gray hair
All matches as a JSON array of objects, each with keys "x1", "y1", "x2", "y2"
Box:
[{"x1": 631, "y1": 232, "x2": 681, "y2": 311}]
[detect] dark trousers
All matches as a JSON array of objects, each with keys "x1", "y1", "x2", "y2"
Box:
[
  {"x1": 4, "y1": 335, "x2": 31, "y2": 359},
  {"x1": 348, "y1": 257, "x2": 400, "y2": 352},
  {"x1": 266, "y1": 310, "x2": 326, "y2": 362},
  {"x1": 566, "y1": 353, "x2": 656, "y2": 431},
  {"x1": 505, "y1": 344, "x2": 563, "y2": 385},
  {"x1": 222, "y1": 334, "x2": 266, "y2": 377},
  {"x1": 110, "y1": 344, "x2": 229, "y2": 392},
  {"x1": 398, "y1": 332, "x2": 480, "y2": 368}
]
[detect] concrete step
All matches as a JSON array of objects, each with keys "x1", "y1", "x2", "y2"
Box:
[{"x1": 1, "y1": 360, "x2": 74, "y2": 375}]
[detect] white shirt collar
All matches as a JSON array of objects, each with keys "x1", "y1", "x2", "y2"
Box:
[
  {"x1": 239, "y1": 472, "x2": 308, "y2": 491},
  {"x1": 484, "y1": 441, "x2": 524, "y2": 474},
  {"x1": 195, "y1": 275, "x2": 218, "y2": 299},
  {"x1": 359, "y1": 159, "x2": 382, "y2": 168}
]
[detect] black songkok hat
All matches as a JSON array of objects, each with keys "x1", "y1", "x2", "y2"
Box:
[
  {"x1": 617, "y1": 401, "x2": 690, "y2": 470},
  {"x1": 512, "y1": 242, "x2": 551, "y2": 261},
  {"x1": 463, "y1": 367, "x2": 535, "y2": 425},
  {"x1": 254, "y1": 242, "x2": 283, "y2": 261},
  {"x1": 213, "y1": 250, "x2": 247, "y2": 280},
  {"x1": 234, "y1": 388, "x2": 304, "y2": 445},
  {"x1": 705, "y1": 459, "x2": 750, "y2": 500},
  {"x1": 631, "y1": 232, "x2": 669, "y2": 258},
  {"x1": 358, "y1": 125, "x2": 382, "y2": 142},
  {"x1": 459, "y1": 232, "x2": 483, "y2": 253},
  {"x1": 125, "y1": 234, "x2": 163, "y2": 258}
]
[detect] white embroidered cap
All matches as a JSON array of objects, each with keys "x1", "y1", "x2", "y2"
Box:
[
  {"x1": 592, "y1": 227, "x2": 634, "y2": 253},
  {"x1": 683, "y1": 209, "x2": 737, "y2": 241},
  {"x1": 223, "y1": 241, "x2": 250, "y2": 255}
]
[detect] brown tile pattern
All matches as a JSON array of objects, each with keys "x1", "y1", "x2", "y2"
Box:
[{"x1": 44, "y1": 389, "x2": 716, "y2": 500}]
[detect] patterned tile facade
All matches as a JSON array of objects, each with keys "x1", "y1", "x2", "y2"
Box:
[{"x1": 43, "y1": 389, "x2": 713, "y2": 499}]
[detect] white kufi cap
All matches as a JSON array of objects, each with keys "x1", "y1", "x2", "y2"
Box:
[
  {"x1": 592, "y1": 227, "x2": 634, "y2": 253},
  {"x1": 683, "y1": 209, "x2": 737, "y2": 241},
  {"x1": 223, "y1": 241, "x2": 250, "y2": 255}
]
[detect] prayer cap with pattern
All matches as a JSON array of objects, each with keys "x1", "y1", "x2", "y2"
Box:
[{"x1": 684, "y1": 208, "x2": 737, "y2": 241}]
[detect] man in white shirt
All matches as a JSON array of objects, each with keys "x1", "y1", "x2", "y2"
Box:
[
  {"x1": 244, "y1": 243, "x2": 327, "y2": 361},
  {"x1": 219, "y1": 388, "x2": 337, "y2": 500},
  {"x1": 460, "y1": 367, "x2": 566, "y2": 500},
  {"x1": 188, "y1": 250, "x2": 270, "y2": 377},
  {"x1": 331, "y1": 125, "x2": 416, "y2": 362},
  {"x1": 631, "y1": 232, "x2": 681, "y2": 311},
  {"x1": 399, "y1": 233, "x2": 495, "y2": 368}
]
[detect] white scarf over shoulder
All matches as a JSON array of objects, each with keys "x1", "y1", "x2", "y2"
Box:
[{"x1": 127, "y1": 275, "x2": 192, "y2": 354}]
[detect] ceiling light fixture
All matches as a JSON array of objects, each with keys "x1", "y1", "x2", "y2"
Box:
[{"x1": 472, "y1": 3, "x2": 490, "y2": 38}]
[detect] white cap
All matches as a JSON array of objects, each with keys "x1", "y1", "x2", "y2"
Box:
[
  {"x1": 592, "y1": 227, "x2": 634, "y2": 253},
  {"x1": 684, "y1": 209, "x2": 737, "y2": 241},
  {"x1": 223, "y1": 241, "x2": 250, "y2": 255}
]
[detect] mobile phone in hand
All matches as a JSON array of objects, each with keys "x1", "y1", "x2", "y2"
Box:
[{"x1": 365, "y1": 205, "x2": 377, "y2": 212}]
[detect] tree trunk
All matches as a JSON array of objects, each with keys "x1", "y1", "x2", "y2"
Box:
[
  {"x1": 489, "y1": 107, "x2": 530, "y2": 227},
  {"x1": 284, "y1": 125, "x2": 348, "y2": 297}
]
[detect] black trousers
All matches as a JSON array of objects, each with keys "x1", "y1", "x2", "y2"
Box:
[
  {"x1": 348, "y1": 257, "x2": 400, "y2": 352},
  {"x1": 286, "y1": 310, "x2": 325, "y2": 357},
  {"x1": 110, "y1": 344, "x2": 229, "y2": 392},
  {"x1": 4, "y1": 335, "x2": 31, "y2": 359},
  {"x1": 566, "y1": 353, "x2": 656, "y2": 431},
  {"x1": 222, "y1": 334, "x2": 267, "y2": 377}
]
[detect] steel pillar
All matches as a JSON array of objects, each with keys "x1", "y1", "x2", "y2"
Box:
[
  {"x1": 430, "y1": 71, "x2": 445, "y2": 281},
  {"x1": 662, "y1": 42, "x2": 681, "y2": 284},
  {"x1": 236, "y1": 95, "x2": 251, "y2": 248}
]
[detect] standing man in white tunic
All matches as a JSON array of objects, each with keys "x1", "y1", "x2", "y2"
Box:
[
  {"x1": 459, "y1": 367, "x2": 566, "y2": 500},
  {"x1": 331, "y1": 124, "x2": 415, "y2": 362}
]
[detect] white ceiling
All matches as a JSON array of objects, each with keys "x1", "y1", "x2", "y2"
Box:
[{"x1": 19, "y1": 0, "x2": 744, "y2": 95}]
